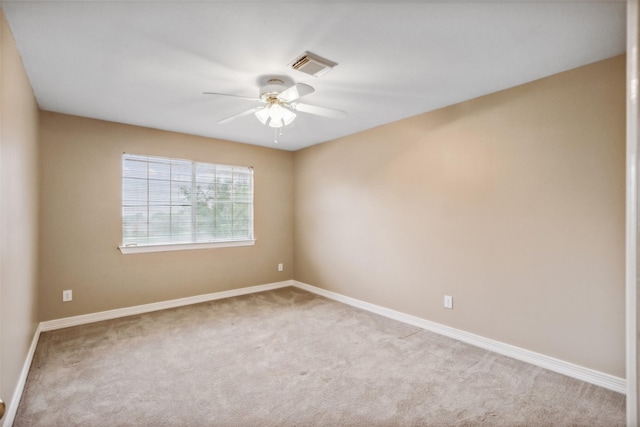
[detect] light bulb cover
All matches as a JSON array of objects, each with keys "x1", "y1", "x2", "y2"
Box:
[
  {"x1": 255, "y1": 106, "x2": 270, "y2": 125},
  {"x1": 268, "y1": 104, "x2": 284, "y2": 128},
  {"x1": 255, "y1": 101, "x2": 297, "y2": 128},
  {"x1": 282, "y1": 107, "x2": 296, "y2": 125}
]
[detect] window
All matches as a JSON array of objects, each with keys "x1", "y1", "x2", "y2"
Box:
[{"x1": 120, "y1": 153, "x2": 255, "y2": 254}]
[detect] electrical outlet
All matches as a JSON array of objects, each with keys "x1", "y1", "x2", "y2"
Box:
[
  {"x1": 63, "y1": 290, "x2": 73, "y2": 302},
  {"x1": 444, "y1": 295, "x2": 453, "y2": 309},
  {"x1": 278, "y1": 263, "x2": 284, "y2": 272}
]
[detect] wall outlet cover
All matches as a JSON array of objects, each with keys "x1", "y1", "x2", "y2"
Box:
[{"x1": 444, "y1": 295, "x2": 453, "y2": 309}]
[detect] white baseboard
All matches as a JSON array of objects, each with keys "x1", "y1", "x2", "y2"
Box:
[
  {"x1": 40, "y1": 280, "x2": 293, "y2": 332},
  {"x1": 292, "y1": 280, "x2": 626, "y2": 395},
  {"x1": 3, "y1": 323, "x2": 42, "y2": 427}
]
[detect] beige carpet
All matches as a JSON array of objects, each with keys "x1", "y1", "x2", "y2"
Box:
[{"x1": 14, "y1": 287, "x2": 625, "y2": 426}]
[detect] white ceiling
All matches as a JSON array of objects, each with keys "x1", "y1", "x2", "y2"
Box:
[{"x1": 2, "y1": 1, "x2": 626, "y2": 151}]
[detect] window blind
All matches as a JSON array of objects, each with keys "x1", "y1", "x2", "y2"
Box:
[{"x1": 122, "y1": 153, "x2": 254, "y2": 247}]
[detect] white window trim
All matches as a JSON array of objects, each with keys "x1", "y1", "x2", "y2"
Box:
[{"x1": 118, "y1": 239, "x2": 256, "y2": 254}]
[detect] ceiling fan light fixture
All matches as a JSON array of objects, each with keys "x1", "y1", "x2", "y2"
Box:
[{"x1": 255, "y1": 102, "x2": 296, "y2": 128}]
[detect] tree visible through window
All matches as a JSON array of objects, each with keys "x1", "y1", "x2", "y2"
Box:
[{"x1": 122, "y1": 154, "x2": 254, "y2": 247}]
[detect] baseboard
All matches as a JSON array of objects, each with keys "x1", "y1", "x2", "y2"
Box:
[
  {"x1": 2, "y1": 323, "x2": 42, "y2": 427},
  {"x1": 40, "y1": 280, "x2": 293, "y2": 332},
  {"x1": 292, "y1": 280, "x2": 626, "y2": 395}
]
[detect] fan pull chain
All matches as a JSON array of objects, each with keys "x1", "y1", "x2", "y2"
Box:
[{"x1": 273, "y1": 127, "x2": 284, "y2": 144}]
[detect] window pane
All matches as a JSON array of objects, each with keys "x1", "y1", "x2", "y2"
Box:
[
  {"x1": 148, "y1": 206, "x2": 171, "y2": 243},
  {"x1": 196, "y1": 163, "x2": 216, "y2": 184},
  {"x1": 171, "y1": 160, "x2": 192, "y2": 182},
  {"x1": 215, "y1": 169, "x2": 233, "y2": 201},
  {"x1": 123, "y1": 177, "x2": 148, "y2": 206},
  {"x1": 149, "y1": 160, "x2": 171, "y2": 181},
  {"x1": 172, "y1": 181, "x2": 192, "y2": 205},
  {"x1": 123, "y1": 158, "x2": 148, "y2": 179},
  {"x1": 233, "y1": 203, "x2": 250, "y2": 230},
  {"x1": 196, "y1": 221, "x2": 215, "y2": 241},
  {"x1": 149, "y1": 179, "x2": 170, "y2": 205},
  {"x1": 171, "y1": 206, "x2": 192, "y2": 243},
  {"x1": 123, "y1": 206, "x2": 148, "y2": 244}
]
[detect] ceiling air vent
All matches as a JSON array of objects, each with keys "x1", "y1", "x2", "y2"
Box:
[{"x1": 289, "y1": 51, "x2": 337, "y2": 77}]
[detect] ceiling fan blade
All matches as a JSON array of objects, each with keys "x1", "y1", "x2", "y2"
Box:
[
  {"x1": 203, "y1": 92, "x2": 262, "y2": 102},
  {"x1": 277, "y1": 83, "x2": 315, "y2": 103},
  {"x1": 218, "y1": 106, "x2": 263, "y2": 124},
  {"x1": 292, "y1": 102, "x2": 347, "y2": 119}
]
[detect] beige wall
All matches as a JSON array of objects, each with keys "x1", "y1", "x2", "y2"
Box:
[
  {"x1": 293, "y1": 56, "x2": 626, "y2": 377},
  {"x1": 0, "y1": 7, "x2": 40, "y2": 411},
  {"x1": 38, "y1": 113, "x2": 293, "y2": 321}
]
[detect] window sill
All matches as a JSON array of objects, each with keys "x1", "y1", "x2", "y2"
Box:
[{"x1": 118, "y1": 239, "x2": 256, "y2": 254}]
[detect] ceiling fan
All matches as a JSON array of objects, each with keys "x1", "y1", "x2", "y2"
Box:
[{"x1": 204, "y1": 78, "x2": 347, "y2": 129}]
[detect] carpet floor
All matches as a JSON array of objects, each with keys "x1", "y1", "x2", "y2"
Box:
[{"x1": 14, "y1": 287, "x2": 625, "y2": 426}]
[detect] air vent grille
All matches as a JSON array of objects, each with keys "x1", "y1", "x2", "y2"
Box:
[{"x1": 289, "y1": 51, "x2": 337, "y2": 77}]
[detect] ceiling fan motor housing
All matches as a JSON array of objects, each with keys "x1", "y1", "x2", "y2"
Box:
[{"x1": 260, "y1": 79, "x2": 287, "y2": 101}]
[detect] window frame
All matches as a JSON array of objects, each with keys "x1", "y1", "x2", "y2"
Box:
[{"x1": 119, "y1": 153, "x2": 256, "y2": 254}]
